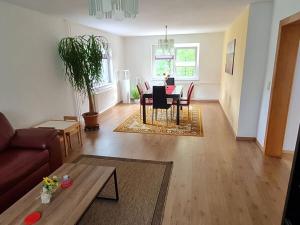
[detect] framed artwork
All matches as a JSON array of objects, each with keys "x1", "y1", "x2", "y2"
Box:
[{"x1": 225, "y1": 39, "x2": 236, "y2": 75}]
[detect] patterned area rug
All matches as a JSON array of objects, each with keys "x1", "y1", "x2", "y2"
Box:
[{"x1": 114, "y1": 106, "x2": 204, "y2": 137}]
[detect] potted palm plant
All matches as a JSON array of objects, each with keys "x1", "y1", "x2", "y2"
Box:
[{"x1": 58, "y1": 35, "x2": 108, "y2": 130}]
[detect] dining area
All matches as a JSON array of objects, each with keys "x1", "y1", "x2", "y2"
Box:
[
  {"x1": 114, "y1": 78, "x2": 203, "y2": 137},
  {"x1": 137, "y1": 78, "x2": 194, "y2": 126}
]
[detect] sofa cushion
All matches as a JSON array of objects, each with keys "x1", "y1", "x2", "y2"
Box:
[
  {"x1": 0, "y1": 148, "x2": 49, "y2": 194},
  {"x1": 0, "y1": 113, "x2": 14, "y2": 152}
]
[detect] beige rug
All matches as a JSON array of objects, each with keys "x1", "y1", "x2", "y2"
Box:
[
  {"x1": 74, "y1": 155, "x2": 173, "y2": 225},
  {"x1": 114, "y1": 106, "x2": 204, "y2": 137}
]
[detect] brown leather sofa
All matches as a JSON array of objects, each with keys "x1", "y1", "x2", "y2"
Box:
[{"x1": 0, "y1": 112, "x2": 63, "y2": 213}]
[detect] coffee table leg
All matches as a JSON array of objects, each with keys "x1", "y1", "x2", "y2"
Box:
[{"x1": 97, "y1": 170, "x2": 119, "y2": 201}]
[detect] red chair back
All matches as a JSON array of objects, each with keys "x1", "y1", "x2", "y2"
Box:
[
  {"x1": 136, "y1": 84, "x2": 144, "y2": 96},
  {"x1": 145, "y1": 81, "x2": 150, "y2": 90},
  {"x1": 187, "y1": 84, "x2": 194, "y2": 104},
  {"x1": 187, "y1": 82, "x2": 194, "y2": 97}
]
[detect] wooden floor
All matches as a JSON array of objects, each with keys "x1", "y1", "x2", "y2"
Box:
[{"x1": 66, "y1": 102, "x2": 293, "y2": 225}]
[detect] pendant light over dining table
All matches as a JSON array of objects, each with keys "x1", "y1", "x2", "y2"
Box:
[
  {"x1": 158, "y1": 25, "x2": 175, "y2": 54},
  {"x1": 89, "y1": 0, "x2": 139, "y2": 20}
]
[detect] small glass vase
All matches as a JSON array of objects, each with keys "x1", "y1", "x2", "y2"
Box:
[{"x1": 41, "y1": 187, "x2": 52, "y2": 204}]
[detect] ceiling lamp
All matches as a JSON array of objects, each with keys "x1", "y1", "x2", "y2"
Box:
[
  {"x1": 158, "y1": 25, "x2": 174, "y2": 54},
  {"x1": 89, "y1": 0, "x2": 139, "y2": 20}
]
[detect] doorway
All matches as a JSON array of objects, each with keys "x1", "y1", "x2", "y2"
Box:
[{"x1": 264, "y1": 11, "x2": 300, "y2": 158}]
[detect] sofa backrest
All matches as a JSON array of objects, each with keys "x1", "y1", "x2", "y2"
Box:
[{"x1": 0, "y1": 113, "x2": 14, "y2": 151}]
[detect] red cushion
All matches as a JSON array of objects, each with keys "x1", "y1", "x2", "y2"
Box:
[
  {"x1": 0, "y1": 148, "x2": 49, "y2": 194},
  {"x1": 0, "y1": 113, "x2": 14, "y2": 152}
]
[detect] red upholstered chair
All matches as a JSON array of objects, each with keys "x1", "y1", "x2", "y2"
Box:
[
  {"x1": 182, "y1": 82, "x2": 194, "y2": 101},
  {"x1": 0, "y1": 113, "x2": 63, "y2": 213},
  {"x1": 144, "y1": 81, "x2": 150, "y2": 90},
  {"x1": 136, "y1": 84, "x2": 152, "y2": 119},
  {"x1": 173, "y1": 83, "x2": 194, "y2": 119}
]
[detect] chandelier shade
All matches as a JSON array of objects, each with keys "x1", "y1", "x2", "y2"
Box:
[
  {"x1": 89, "y1": 0, "x2": 139, "y2": 20},
  {"x1": 158, "y1": 25, "x2": 175, "y2": 54}
]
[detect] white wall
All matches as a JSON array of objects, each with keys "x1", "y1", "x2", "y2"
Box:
[
  {"x1": 220, "y1": 7, "x2": 250, "y2": 135},
  {"x1": 0, "y1": 1, "x2": 75, "y2": 128},
  {"x1": 283, "y1": 45, "x2": 300, "y2": 151},
  {"x1": 257, "y1": 0, "x2": 300, "y2": 147},
  {"x1": 237, "y1": 1, "x2": 273, "y2": 137},
  {"x1": 0, "y1": 2, "x2": 124, "y2": 128},
  {"x1": 124, "y1": 33, "x2": 224, "y2": 100}
]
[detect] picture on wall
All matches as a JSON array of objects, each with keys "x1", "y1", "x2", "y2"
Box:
[{"x1": 225, "y1": 39, "x2": 236, "y2": 75}]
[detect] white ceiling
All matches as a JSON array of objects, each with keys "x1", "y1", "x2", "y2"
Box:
[{"x1": 2, "y1": 0, "x2": 270, "y2": 36}]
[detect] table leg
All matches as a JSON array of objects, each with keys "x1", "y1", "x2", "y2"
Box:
[
  {"x1": 177, "y1": 98, "x2": 180, "y2": 125},
  {"x1": 143, "y1": 96, "x2": 146, "y2": 124},
  {"x1": 97, "y1": 170, "x2": 119, "y2": 201}
]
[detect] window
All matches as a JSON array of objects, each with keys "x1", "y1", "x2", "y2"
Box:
[
  {"x1": 152, "y1": 43, "x2": 200, "y2": 80},
  {"x1": 94, "y1": 47, "x2": 113, "y2": 90},
  {"x1": 152, "y1": 47, "x2": 174, "y2": 77}
]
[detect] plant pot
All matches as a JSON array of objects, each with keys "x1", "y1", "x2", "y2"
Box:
[
  {"x1": 133, "y1": 99, "x2": 140, "y2": 104},
  {"x1": 82, "y1": 112, "x2": 99, "y2": 128}
]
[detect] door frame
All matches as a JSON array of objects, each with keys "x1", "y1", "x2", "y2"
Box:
[{"x1": 264, "y1": 11, "x2": 300, "y2": 158}]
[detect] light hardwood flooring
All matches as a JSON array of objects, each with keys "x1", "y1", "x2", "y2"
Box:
[{"x1": 66, "y1": 102, "x2": 293, "y2": 225}]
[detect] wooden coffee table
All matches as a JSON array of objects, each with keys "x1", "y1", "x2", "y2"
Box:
[{"x1": 0, "y1": 163, "x2": 119, "y2": 225}]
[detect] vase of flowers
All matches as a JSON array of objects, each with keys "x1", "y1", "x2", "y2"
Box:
[{"x1": 41, "y1": 176, "x2": 59, "y2": 204}]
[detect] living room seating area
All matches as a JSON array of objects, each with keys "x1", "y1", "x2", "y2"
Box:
[{"x1": 0, "y1": 113, "x2": 62, "y2": 213}]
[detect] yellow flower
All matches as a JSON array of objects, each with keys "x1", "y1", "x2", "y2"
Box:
[{"x1": 43, "y1": 177, "x2": 54, "y2": 186}]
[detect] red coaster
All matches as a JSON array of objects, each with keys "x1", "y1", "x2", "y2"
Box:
[
  {"x1": 24, "y1": 211, "x2": 41, "y2": 225},
  {"x1": 61, "y1": 179, "x2": 73, "y2": 189}
]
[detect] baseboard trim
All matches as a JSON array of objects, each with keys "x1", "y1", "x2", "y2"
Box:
[
  {"x1": 191, "y1": 99, "x2": 219, "y2": 103},
  {"x1": 283, "y1": 149, "x2": 294, "y2": 154},
  {"x1": 236, "y1": 137, "x2": 256, "y2": 141},
  {"x1": 255, "y1": 140, "x2": 264, "y2": 152},
  {"x1": 219, "y1": 102, "x2": 237, "y2": 138},
  {"x1": 99, "y1": 101, "x2": 121, "y2": 114}
]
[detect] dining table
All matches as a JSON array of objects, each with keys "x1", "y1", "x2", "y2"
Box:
[{"x1": 142, "y1": 85, "x2": 183, "y2": 125}]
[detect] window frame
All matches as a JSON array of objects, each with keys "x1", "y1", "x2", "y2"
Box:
[
  {"x1": 152, "y1": 43, "x2": 200, "y2": 81},
  {"x1": 93, "y1": 47, "x2": 114, "y2": 92}
]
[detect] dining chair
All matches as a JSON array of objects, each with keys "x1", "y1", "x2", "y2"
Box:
[
  {"x1": 166, "y1": 77, "x2": 175, "y2": 85},
  {"x1": 145, "y1": 81, "x2": 150, "y2": 90},
  {"x1": 173, "y1": 83, "x2": 194, "y2": 119},
  {"x1": 152, "y1": 86, "x2": 172, "y2": 125},
  {"x1": 172, "y1": 82, "x2": 193, "y2": 113},
  {"x1": 182, "y1": 82, "x2": 194, "y2": 101},
  {"x1": 137, "y1": 84, "x2": 152, "y2": 119}
]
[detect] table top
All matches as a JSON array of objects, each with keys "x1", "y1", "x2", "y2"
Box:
[
  {"x1": 34, "y1": 120, "x2": 78, "y2": 131},
  {"x1": 143, "y1": 85, "x2": 183, "y2": 97},
  {"x1": 0, "y1": 163, "x2": 115, "y2": 225}
]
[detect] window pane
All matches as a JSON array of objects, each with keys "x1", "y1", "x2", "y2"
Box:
[
  {"x1": 176, "y1": 66, "x2": 195, "y2": 77},
  {"x1": 175, "y1": 47, "x2": 197, "y2": 77},
  {"x1": 154, "y1": 59, "x2": 174, "y2": 76},
  {"x1": 176, "y1": 48, "x2": 196, "y2": 62},
  {"x1": 102, "y1": 59, "x2": 110, "y2": 83}
]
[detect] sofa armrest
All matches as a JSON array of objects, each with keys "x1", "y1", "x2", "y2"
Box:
[{"x1": 10, "y1": 128, "x2": 63, "y2": 172}]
